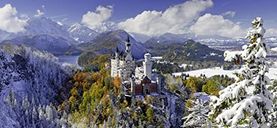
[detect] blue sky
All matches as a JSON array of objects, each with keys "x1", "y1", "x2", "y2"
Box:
[
  {"x1": 0, "y1": 0, "x2": 182, "y2": 22},
  {"x1": 209, "y1": 0, "x2": 277, "y2": 28},
  {"x1": 0, "y1": 0, "x2": 276, "y2": 38},
  {"x1": 0, "y1": 0, "x2": 276, "y2": 26}
]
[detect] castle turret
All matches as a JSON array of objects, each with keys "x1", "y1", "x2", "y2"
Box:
[
  {"x1": 130, "y1": 77, "x2": 135, "y2": 96},
  {"x1": 111, "y1": 47, "x2": 121, "y2": 77},
  {"x1": 121, "y1": 36, "x2": 135, "y2": 81},
  {"x1": 115, "y1": 47, "x2": 119, "y2": 59},
  {"x1": 125, "y1": 36, "x2": 131, "y2": 53},
  {"x1": 125, "y1": 36, "x2": 133, "y2": 61},
  {"x1": 143, "y1": 53, "x2": 153, "y2": 80}
]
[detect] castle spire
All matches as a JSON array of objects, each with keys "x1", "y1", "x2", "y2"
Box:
[
  {"x1": 115, "y1": 47, "x2": 119, "y2": 59},
  {"x1": 125, "y1": 36, "x2": 131, "y2": 53},
  {"x1": 125, "y1": 36, "x2": 132, "y2": 61}
]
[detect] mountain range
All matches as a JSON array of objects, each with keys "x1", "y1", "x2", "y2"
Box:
[
  {"x1": 0, "y1": 15, "x2": 276, "y2": 128},
  {"x1": 0, "y1": 16, "x2": 276, "y2": 64}
]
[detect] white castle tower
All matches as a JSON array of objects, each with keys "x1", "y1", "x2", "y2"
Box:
[
  {"x1": 111, "y1": 36, "x2": 135, "y2": 80},
  {"x1": 111, "y1": 48, "x2": 121, "y2": 77},
  {"x1": 143, "y1": 53, "x2": 153, "y2": 79}
]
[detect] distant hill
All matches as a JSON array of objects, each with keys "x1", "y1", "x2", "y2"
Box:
[
  {"x1": 78, "y1": 31, "x2": 224, "y2": 67},
  {"x1": 144, "y1": 33, "x2": 189, "y2": 44},
  {"x1": 78, "y1": 30, "x2": 147, "y2": 65},
  {"x1": 79, "y1": 30, "x2": 147, "y2": 58},
  {"x1": 144, "y1": 39, "x2": 224, "y2": 63}
]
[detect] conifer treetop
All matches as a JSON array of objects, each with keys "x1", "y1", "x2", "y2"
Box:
[{"x1": 210, "y1": 17, "x2": 273, "y2": 128}]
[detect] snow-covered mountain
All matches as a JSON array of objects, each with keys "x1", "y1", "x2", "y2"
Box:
[
  {"x1": 79, "y1": 30, "x2": 147, "y2": 59},
  {"x1": 0, "y1": 16, "x2": 98, "y2": 45},
  {"x1": 68, "y1": 23, "x2": 98, "y2": 43},
  {"x1": 24, "y1": 17, "x2": 98, "y2": 44},
  {"x1": 0, "y1": 30, "x2": 19, "y2": 42},
  {"x1": 24, "y1": 17, "x2": 71, "y2": 39},
  {"x1": 0, "y1": 44, "x2": 74, "y2": 127},
  {"x1": 2, "y1": 34, "x2": 81, "y2": 55},
  {"x1": 0, "y1": 17, "x2": 99, "y2": 55}
]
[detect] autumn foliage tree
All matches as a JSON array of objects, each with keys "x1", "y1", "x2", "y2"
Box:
[{"x1": 113, "y1": 75, "x2": 121, "y2": 94}]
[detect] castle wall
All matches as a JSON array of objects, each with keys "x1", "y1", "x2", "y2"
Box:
[
  {"x1": 111, "y1": 59, "x2": 119, "y2": 77},
  {"x1": 143, "y1": 53, "x2": 153, "y2": 80},
  {"x1": 111, "y1": 59, "x2": 125, "y2": 77},
  {"x1": 135, "y1": 67, "x2": 144, "y2": 79}
]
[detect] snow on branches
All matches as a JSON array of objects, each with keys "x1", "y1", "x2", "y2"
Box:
[
  {"x1": 209, "y1": 17, "x2": 273, "y2": 128},
  {"x1": 182, "y1": 94, "x2": 210, "y2": 128}
]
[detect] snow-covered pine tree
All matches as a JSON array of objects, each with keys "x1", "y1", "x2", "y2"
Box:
[
  {"x1": 182, "y1": 99, "x2": 209, "y2": 128},
  {"x1": 209, "y1": 17, "x2": 273, "y2": 127},
  {"x1": 268, "y1": 80, "x2": 277, "y2": 127}
]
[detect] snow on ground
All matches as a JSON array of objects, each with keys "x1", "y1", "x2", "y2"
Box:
[
  {"x1": 173, "y1": 67, "x2": 236, "y2": 78},
  {"x1": 271, "y1": 47, "x2": 277, "y2": 52},
  {"x1": 173, "y1": 67, "x2": 277, "y2": 80}
]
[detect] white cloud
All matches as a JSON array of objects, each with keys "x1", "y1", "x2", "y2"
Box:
[
  {"x1": 81, "y1": 5, "x2": 113, "y2": 31},
  {"x1": 118, "y1": 0, "x2": 213, "y2": 36},
  {"x1": 190, "y1": 13, "x2": 244, "y2": 38},
  {"x1": 265, "y1": 28, "x2": 277, "y2": 37},
  {"x1": 35, "y1": 9, "x2": 44, "y2": 17},
  {"x1": 0, "y1": 4, "x2": 27, "y2": 33},
  {"x1": 222, "y1": 11, "x2": 236, "y2": 18}
]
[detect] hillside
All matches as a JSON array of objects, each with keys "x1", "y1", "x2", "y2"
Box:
[
  {"x1": 79, "y1": 30, "x2": 146, "y2": 58},
  {"x1": 144, "y1": 39, "x2": 224, "y2": 63},
  {"x1": 77, "y1": 30, "x2": 147, "y2": 66},
  {"x1": 0, "y1": 44, "x2": 75, "y2": 127},
  {"x1": 2, "y1": 34, "x2": 81, "y2": 55}
]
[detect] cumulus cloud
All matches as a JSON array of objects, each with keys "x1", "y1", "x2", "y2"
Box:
[
  {"x1": 81, "y1": 5, "x2": 113, "y2": 31},
  {"x1": 265, "y1": 28, "x2": 277, "y2": 37},
  {"x1": 118, "y1": 0, "x2": 213, "y2": 36},
  {"x1": 35, "y1": 9, "x2": 44, "y2": 17},
  {"x1": 0, "y1": 4, "x2": 27, "y2": 33},
  {"x1": 190, "y1": 13, "x2": 245, "y2": 38}
]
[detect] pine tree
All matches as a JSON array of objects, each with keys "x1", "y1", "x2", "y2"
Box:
[
  {"x1": 182, "y1": 99, "x2": 209, "y2": 128},
  {"x1": 268, "y1": 80, "x2": 277, "y2": 127},
  {"x1": 209, "y1": 17, "x2": 273, "y2": 127}
]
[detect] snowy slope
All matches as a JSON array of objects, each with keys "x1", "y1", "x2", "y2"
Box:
[
  {"x1": 0, "y1": 16, "x2": 97, "y2": 44},
  {"x1": 271, "y1": 47, "x2": 277, "y2": 52},
  {"x1": 0, "y1": 44, "x2": 74, "y2": 127},
  {"x1": 25, "y1": 17, "x2": 99, "y2": 44},
  {"x1": 24, "y1": 17, "x2": 71, "y2": 39},
  {"x1": 2, "y1": 34, "x2": 81, "y2": 55},
  {"x1": 173, "y1": 67, "x2": 277, "y2": 80},
  {"x1": 68, "y1": 23, "x2": 98, "y2": 43}
]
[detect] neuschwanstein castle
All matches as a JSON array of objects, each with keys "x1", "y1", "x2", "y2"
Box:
[
  {"x1": 110, "y1": 37, "x2": 163, "y2": 97},
  {"x1": 110, "y1": 37, "x2": 183, "y2": 125}
]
